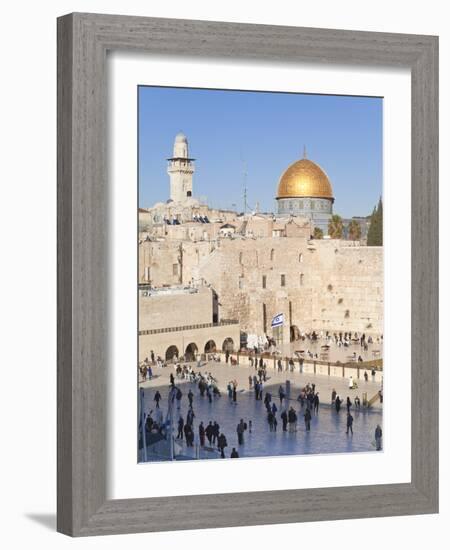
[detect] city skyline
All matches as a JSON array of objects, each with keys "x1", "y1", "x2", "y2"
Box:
[{"x1": 138, "y1": 86, "x2": 383, "y2": 219}]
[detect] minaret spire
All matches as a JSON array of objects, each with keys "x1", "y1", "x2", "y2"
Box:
[{"x1": 303, "y1": 145, "x2": 307, "y2": 159}]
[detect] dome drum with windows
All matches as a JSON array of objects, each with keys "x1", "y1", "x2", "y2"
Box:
[{"x1": 276, "y1": 154, "x2": 334, "y2": 232}]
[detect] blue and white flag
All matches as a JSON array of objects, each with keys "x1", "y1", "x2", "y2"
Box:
[{"x1": 271, "y1": 313, "x2": 284, "y2": 328}]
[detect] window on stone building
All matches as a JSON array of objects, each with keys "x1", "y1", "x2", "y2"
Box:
[
  {"x1": 300, "y1": 273, "x2": 304, "y2": 286},
  {"x1": 172, "y1": 263, "x2": 178, "y2": 276},
  {"x1": 263, "y1": 303, "x2": 267, "y2": 333},
  {"x1": 270, "y1": 249, "x2": 275, "y2": 261},
  {"x1": 239, "y1": 251, "x2": 243, "y2": 265},
  {"x1": 238, "y1": 277, "x2": 244, "y2": 289},
  {"x1": 145, "y1": 266, "x2": 150, "y2": 282},
  {"x1": 299, "y1": 252, "x2": 303, "y2": 263},
  {"x1": 262, "y1": 275, "x2": 267, "y2": 289},
  {"x1": 281, "y1": 274, "x2": 286, "y2": 287}
]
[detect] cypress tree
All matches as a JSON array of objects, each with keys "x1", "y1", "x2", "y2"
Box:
[{"x1": 367, "y1": 198, "x2": 383, "y2": 246}]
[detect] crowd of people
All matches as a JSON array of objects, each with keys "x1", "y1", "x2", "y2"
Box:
[{"x1": 142, "y1": 367, "x2": 383, "y2": 461}]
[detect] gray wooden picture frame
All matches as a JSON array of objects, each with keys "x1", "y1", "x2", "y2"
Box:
[{"x1": 57, "y1": 12, "x2": 439, "y2": 537}]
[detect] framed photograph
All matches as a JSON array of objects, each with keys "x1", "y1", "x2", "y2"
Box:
[{"x1": 57, "y1": 13, "x2": 438, "y2": 536}]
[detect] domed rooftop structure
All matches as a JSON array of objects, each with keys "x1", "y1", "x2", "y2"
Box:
[
  {"x1": 174, "y1": 132, "x2": 187, "y2": 143},
  {"x1": 276, "y1": 158, "x2": 333, "y2": 200}
]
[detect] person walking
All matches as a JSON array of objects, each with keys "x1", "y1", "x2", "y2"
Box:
[
  {"x1": 278, "y1": 385, "x2": 285, "y2": 405},
  {"x1": 236, "y1": 419, "x2": 247, "y2": 445},
  {"x1": 313, "y1": 392, "x2": 319, "y2": 414},
  {"x1": 375, "y1": 424, "x2": 382, "y2": 450},
  {"x1": 346, "y1": 412, "x2": 354, "y2": 435},
  {"x1": 304, "y1": 407, "x2": 312, "y2": 431},
  {"x1": 281, "y1": 409, "x2": 288, "y2": 432},
  {"x1": 188, "y1": 389, "x2": 194, "y2": 408},
  {"x1": 205, "y1": 421, "x2": 214, "y2": 445},
  {"x1": 154, "y1": 390, "x2": 161, "y2": 409},
  {"x1": 288, "y1": 407, "x2": 297, "y2": 433},
  {"x1": 335, "y1": 395, "x2": 342, "y2": 413},
  {"x1": 346, "y1": 396, "x2": 352, "y2": 413},
  {"x1": 199, "y1": 421, "x2": 205, "y2": 447},
  {"x1": 212, "y1": 421, "x2": 220, "y2": 445},
  {"x1": 176, "y1": 387, "x2": 183, "y2": 410},
  {"x1": 232, "y1": 384, "x2": 237, "y2": 403},
  {"x1": 217, "y1": 433, "x2": 228, "y2": 458},
  {"x1": 176, "y1": 416, "x2": 184, "y2": 439},
  {"x1": 267, "y1": 411, "x2": 275, "y2": 431}
]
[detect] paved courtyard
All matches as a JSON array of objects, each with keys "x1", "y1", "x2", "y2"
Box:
[{"x1": 139, "y1": 361, "x2": 383, "y2": 461}]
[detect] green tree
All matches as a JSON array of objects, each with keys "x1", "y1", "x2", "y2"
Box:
[
  {"x1": 313, "y1": 226, "x2": 324, "y2": 239},
  {"x1": 328, "y1": 214, "x2": 344, "y2": 239},
  {"x1": 348, "y1": 219, "x2": 362, "y2": 241},
  {"x1": 367, "y1": 197, "x2": 383, "y2": 246}
]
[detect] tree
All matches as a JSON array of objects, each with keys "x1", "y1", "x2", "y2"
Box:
[
  {"x1": 367, "y1": 197, "x2": 383, "y2": 246},
  {"x1": 348, "y1": 219, "x2": 361, "y2": 241},
  {"x1": 328, "y1": 215, "x2": 344, "y2": 239},
  {"x1": 313, "y1": 226, "x2": 323, "y2": 239}
]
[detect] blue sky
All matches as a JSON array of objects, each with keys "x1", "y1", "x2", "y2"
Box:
[{"x1": 138, "y1": 86, "x2": 382, "y2": 218}]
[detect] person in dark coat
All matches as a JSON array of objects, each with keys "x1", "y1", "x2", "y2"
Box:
[
  {"x1": 375, "y1": 424, "x2": 382, "y2": 450},
  {"x1": 304, "y1": 407, "x2": 312, "y2": 431},
  {"x1": 278, "y1": 385, "x2": 285, "y2": 405},
  {"x1": 154, "y1": 390, "x2": 161, "y2": 408},
  {"x1": 212, "y1": 421, "x2": 220, "y2": 445},
  {"x1": 313, "y1": 392, "x2": 320, "y2": 414},
  {"x1": 346, "y1": 412, "x2": 354, "y2": 435},
  {"x1": 176, "y1": 388, "x2": 183, "y2": 409},
  {"x1": 230, "y1": 448, "x2": 239, "y2": 458},
  {"x1": 232, "y1": 385, "x2": 237, "y2": 403},
  {"x1": 288, "y1": 407, "x2": 297, "y2": 432},
  {"x1": 236, "y1": 419, "x2": 247, "y2": 444},
  {"x1": 169, "y1": 373, "x2": 175, "y2": 386},
  {"x1": 217, "y1": 433, "x2": 228, "y2": 458},
  {"x1": 335, "y1": 396, "x2": 342, "y2": 413},
  {"x1": 186, "y1": 408, "x2": 195, "y2": 427},
  {"x1": 267, "y1": 411, "x2": 275, "y2": 431},
  {"x1": 280, "y1": 409, "x2": 288, "y2": 432},
  {"x1": 346, "y1": 396, "x2": 352, "y2": 413},
  {"x1": 205, "y1": 421, "x2": 214, "y2": 445},
  {"x1": 188, "y1": 389, "x2": 194, "y2": 408},
  {"x1": 177, "y1": 416, "x2": 184, "y2": 439},
  {"x1": 183, "y1": 423, "x2": 191, "y2": 445},
  {"x1": 199, "y1": 421, "x2": 205, "y2": 447}
]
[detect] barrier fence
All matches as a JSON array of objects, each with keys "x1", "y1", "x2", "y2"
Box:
[{"x1": 208, "y1": 350, "x2": 383, "y2": 383}]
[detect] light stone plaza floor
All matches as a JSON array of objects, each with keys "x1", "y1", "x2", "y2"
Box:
[{"x1": 139, "y1": 360, "x2": 383, "y2": 461}]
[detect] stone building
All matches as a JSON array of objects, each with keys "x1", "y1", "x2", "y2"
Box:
[{"x1": 138, "y1": 133, "x2": 383, "y2": 355}]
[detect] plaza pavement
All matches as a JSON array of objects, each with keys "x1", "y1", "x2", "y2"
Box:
[{"x1": 139, "y1": 360, "x2": 383, "y2": 461}]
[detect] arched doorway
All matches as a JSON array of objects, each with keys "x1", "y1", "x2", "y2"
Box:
[
  {"x1": 290, "y1": 325, "x2": 301, "y2": 342},
  {"x1": 185, "y1": 342, "x2": 198, "y2": 361},
  {"x1": 165, "y1": 345, "x2": 179, "y2": 361},
  {"x1": 222, "y1": 338, "x2": 234, "y2": 352},
  {"x1": 204, "y1": 340, "x2": 216, "y2": 353}
]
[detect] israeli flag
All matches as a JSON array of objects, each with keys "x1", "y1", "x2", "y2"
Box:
[{"x1": 271, "y1": 313, "x2": 284, "y2": 328}]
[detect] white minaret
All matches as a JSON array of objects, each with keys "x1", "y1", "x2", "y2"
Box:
[{"x1": 167, "y1": 133, "x2": 195, "y2": 202}]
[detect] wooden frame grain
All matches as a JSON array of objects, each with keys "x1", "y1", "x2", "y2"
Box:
[{"x1": 57, "y1": 13, "x2": 438, "y2": 536}]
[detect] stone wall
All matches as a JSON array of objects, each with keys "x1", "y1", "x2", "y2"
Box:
[
  {"x1": 138, "y1": 216, "x2": 383, "y2": 347},
  {"x1": 139, "y1": 286, "x2": 214, "y2": 331}
]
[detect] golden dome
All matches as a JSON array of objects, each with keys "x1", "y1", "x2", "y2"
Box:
[{"x1": 276, "y1": 158, "x2": 334, "y2": 200}]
